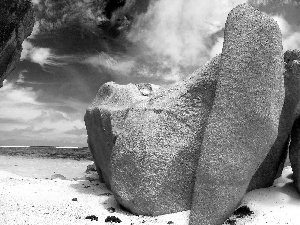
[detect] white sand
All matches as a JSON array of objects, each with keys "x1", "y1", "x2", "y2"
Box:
[
  {"x1": 229, "y1": 166, "x2": 300, "y2": 225},
  {"x1": 0, "y1": 156, "x2": 91, "y2": 179},
  {"x1": 0, "y1": 156, "x2": 189, "y2": 225},
  {"x1": 0, "y1": 156, "x2": 299, "y2": 225}
]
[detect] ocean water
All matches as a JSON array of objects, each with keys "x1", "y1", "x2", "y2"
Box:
[{"x1": 0, "y1": 146, "x2": 92, "y2": 160}]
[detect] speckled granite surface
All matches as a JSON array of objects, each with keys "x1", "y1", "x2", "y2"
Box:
[{"x1": 190, "y1": 4, "x2": 284, "y2": 225}]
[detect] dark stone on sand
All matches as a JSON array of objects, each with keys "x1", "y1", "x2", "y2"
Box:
[
  {"x1": 99, "y1": 192, "x2": 112, "y2": 196},
  {"x1": 85, "y1": 215, "x2": 98, "y2": 221},
  {"x1": 224, "y1": 205, "x2": 254, "y2": 225},
  {"x1": 105, "y1": 216, "x2": 121, "y2": 223},
  {"x1": 86, "y1": 163, "x2": 97, "y2": 173},
  {"x1": 107, "y1": 207, "x2": 116, "y2": 213},
  {"x1": 233, "y1": 206, "x2": 254, "y2": 218}
]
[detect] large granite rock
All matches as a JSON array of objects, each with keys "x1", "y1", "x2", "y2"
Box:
[
  {"x1": 189, "y1": 4, "x2": 284, "y2": 225},
  {"x1": 0, "y1": 0, "x2": 35, "y2": 87},
  {"x1": 85, "y1": 55, "x2": 220, "y2": 215},
  {"x1": 85, "y1": 2, "x2": 300, "y2": 222}
]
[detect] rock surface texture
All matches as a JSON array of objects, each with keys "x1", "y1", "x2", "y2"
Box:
[
  {"x1": 0, "y1": 0, "x2": 34, "y2": 87},
  {"x1": 85, "y1": 82, "x2": 158, "y2": 188},
  {"x1": 248, "y1": 49, "x2": 300, "y2": 192},
  {"x1": 85, "y1": 55, "x2": 220, "y2": 215},
  {"x1": 189, "y1": 4, "x2": 285, "y2": 225},
  {"x1": 286, "y1": 50, "x2": 300, "y2": 193},
  {"x1": 109, "y1": 56, "x2": 220, "y2": 216}
]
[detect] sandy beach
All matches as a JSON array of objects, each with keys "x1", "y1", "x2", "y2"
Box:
[
  {"x1": 0, "y1": 156, "x2": 299, "y2": 225},
  {"x1": 0, "y1": 156, "x2": 189, "y2": 225}
]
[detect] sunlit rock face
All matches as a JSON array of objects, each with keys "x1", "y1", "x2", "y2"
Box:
[
  {"x1": 190, "y1": 4, "x2": 285, "y2": 225},
  {"x1": 85, "y1": 55, "x2": 220, "y2": 215},
  {"x1": 0, "y1": 0, "x2": 35, "y2": 87},
  {"x1": 85, "y1": 82, "x2": 161, "y2": 189}
]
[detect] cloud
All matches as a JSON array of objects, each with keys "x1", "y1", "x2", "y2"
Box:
[
  {"x1": 84, "y1": 52, "x2": 136, "y2": 76},
  {"x1": 82, "y1": 0, "x2": 296, "y2": 84},
  {"x1": 0, "y1": 80, "x2": 41, "y2": 111},
  {"x1": 249, "y1": 0, "x2": 300, "y2": 7},
  {"x1": 129, "y1": 0, "x2": 246, "y2": 66},
  {"x1": 272, "y1": 15, "x2": 300, "y2": 51},
  {"x1": 33, "y1": 111, "x2": 70, "y2": 123},
  {"x1": 65, "y1": 126, "x2": 87, "y2": 136},
  {"x1": 21, "y1": 40, "x2": 66, "y2": 67},
  {"x1": 31, "y1": 0, "x2": 41, "y2": 5},
  {"x1": 8, "y1": 126, "x2": 55, "y2": 135},
  {"x1": 16, "y1": 70, "x2": 27, "y2": 83},
  {"x1": 272, "y1": 16, "x2": 292, "y2": 38},
  {"x1": 210, "y1": 37, "x2": 224, "y2": 59},
  {"x1": 284, "y1": 32, "x2": 300, "y2": 50},
  {"x1": 114, "y1": 0, "x2": 248, "y2": 83},
  {"x1": 0, "y1": 118, "x2": 25, "y2": 125},
  {"x1": 35, "y1": 0, "x2": 107, "y2": 34},
  {"x1": 0, "y1": 80, "x2": 87, "y2": 147},
  {"x1": 0, "y1": 80, "x2": 44, "y2": 130},
  {"x1": 118, "y1": 0, "x2": 300, "y2": 83},
  {"x1": 28, "y1": 21, "x2": 41, "y2": 39},
  {"x1": 79, "y1": 0, "x2": 250, "y2": 84}
]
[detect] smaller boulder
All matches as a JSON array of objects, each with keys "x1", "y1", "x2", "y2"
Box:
[
  {"x1": 85, "y1": 163, "x2": 97, "y2": 173},
  {"x1": 51, "y1": 174, "x2": 67, "y2": 180}
]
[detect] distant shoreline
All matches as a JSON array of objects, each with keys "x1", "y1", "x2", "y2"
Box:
[
  {"x1": 0, "y1": 146, "x2": 92, "y2": 161},
  {"x1": 0, "y1": 146, "x2": 88, "y2": 148}
]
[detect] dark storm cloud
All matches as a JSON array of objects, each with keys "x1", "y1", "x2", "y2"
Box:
[
  {"x1": 25, "y1": 0, "x2": 300, "y2": 88},
  {"x1": 31, "y1": 0, "x2": 146, "y2": 55},
  {"x1": 28, "y1": 0, "x2": 180, "y2": 85},
  {"x1": 17, "y1": 0, "x2": 155, "y2": 110}
]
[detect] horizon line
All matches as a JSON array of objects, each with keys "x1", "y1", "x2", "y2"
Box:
[{"x1": 0, "y1": 146, "x2": 88, "y2": 148}]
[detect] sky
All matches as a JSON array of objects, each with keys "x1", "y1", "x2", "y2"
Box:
[{"x1": 0, "y1": 0, "x2": 300, "y2": 147}]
